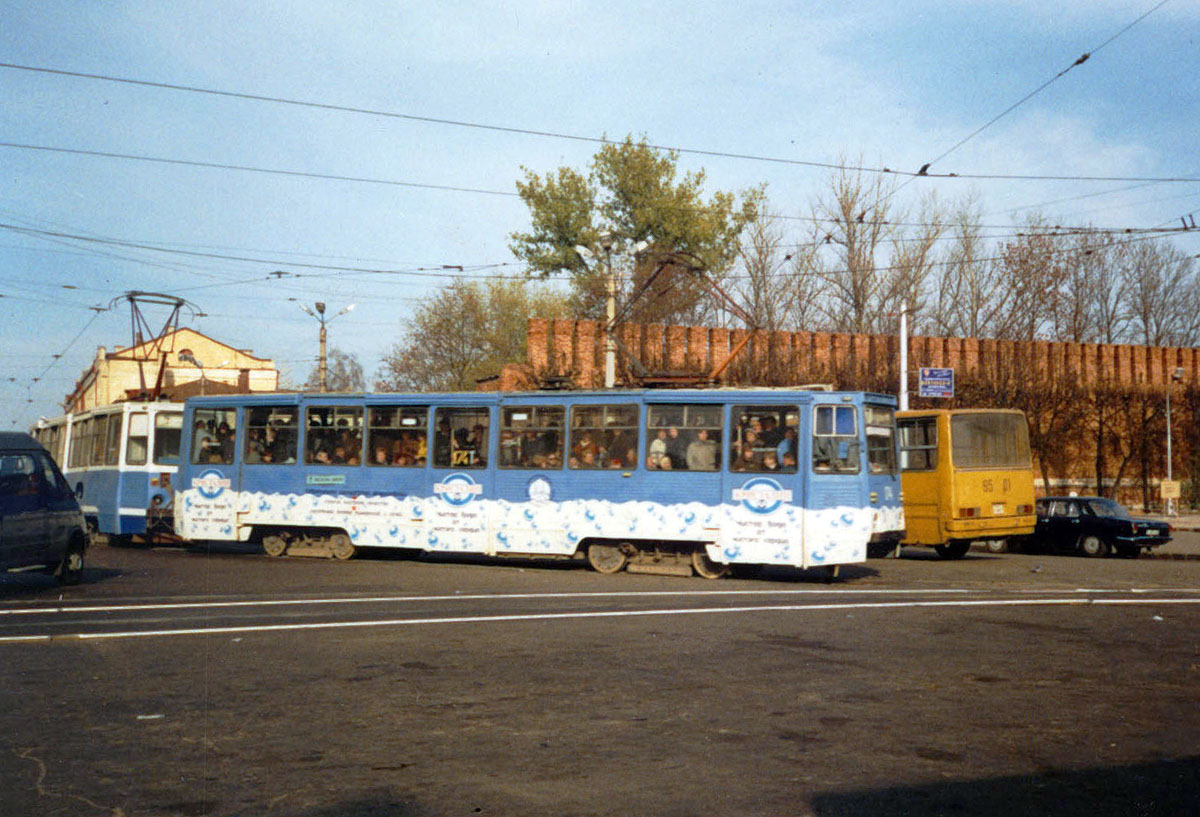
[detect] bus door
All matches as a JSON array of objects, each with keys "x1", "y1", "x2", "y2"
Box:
[
  {"x1": 897, "y1": 414, "x2": 942, "y2": 545},
  {"x1": 428, "y1": 403, "x2": 495, "y2": 553},
  {"x1": 721, "y1": 403, "x2": 805, "y2": 567},
  {"x1": 805, "y1": 401, "x2": 870, "y2": 566}
]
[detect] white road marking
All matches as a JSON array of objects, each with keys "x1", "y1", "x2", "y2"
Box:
[{"x1": 1, "y1": 595, "x2": 1197, "y2": 644}]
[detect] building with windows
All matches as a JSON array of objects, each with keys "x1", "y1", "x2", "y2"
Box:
[{"x1": 64, "y1": 327, "x2": 280, "y2": 413}]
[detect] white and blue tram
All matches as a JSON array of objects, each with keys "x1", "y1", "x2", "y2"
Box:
[
  {"x1": 34, "y1": 402, "x2": 184, "y2": 543},
  {"x1": 174, "y1": 389, "x2": 903, "y2": 578}
]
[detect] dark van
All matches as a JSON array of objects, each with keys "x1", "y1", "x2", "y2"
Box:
[{"x1": 1, "y1": 432, "x2": 88, "y2": 584}]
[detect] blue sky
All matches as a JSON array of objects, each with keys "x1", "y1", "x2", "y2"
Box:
[{"x1": 2, "y1": 1, "x2": 1198, "y2": 428}]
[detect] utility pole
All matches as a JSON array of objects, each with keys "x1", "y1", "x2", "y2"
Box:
[
  {"x1": 600, "y1": 232, "x2": 616, "y2": 389},
  {"x1": 899, "y1": 306, "x2": 909, "y2": 411}
]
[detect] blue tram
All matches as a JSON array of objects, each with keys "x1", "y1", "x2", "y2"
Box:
[
  {"x1": 34, "y1": 402, "x2": 184, "y2": 543},
  {"x1": 174, "y1": 389, "x2": 903, "y2": 578}
]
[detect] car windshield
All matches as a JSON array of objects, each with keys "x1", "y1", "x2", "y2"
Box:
[{"x1": 1087, "y1": 498, "x2": 1132, "y2": 520}]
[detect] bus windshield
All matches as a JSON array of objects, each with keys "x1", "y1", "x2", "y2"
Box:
[{"x1": 950, "y1": 413, "x2": 1030, "y2": 470}]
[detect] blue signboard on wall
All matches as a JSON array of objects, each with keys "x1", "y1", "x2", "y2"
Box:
[{"x1": 918, "y1": 367, "x2": 954, "y2": 398}]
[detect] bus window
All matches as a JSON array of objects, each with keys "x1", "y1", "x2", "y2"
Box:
[
  {"x1": 951, "y1": 413, "x2": 1031, "y2": 469},
  {"x1": 126, "y1": 412, "x2": 149, "y2": 465},
  {"x1": 500, "y1": 406, "x2": 564, "y2": 469},
  {"x1": 865, "y1": 405, "x2": 897, "y2": 474},
  {"x1": 246, "y1": 407, "x2": 298, "y2": 465},
  {"x1": 813, "y1": 405, "x2": 860, "y2": 473},
  {"x1": 434, "y1": 407, "x2": 489, "y2": 468},
  {"x1": 367, "y1": 406, "x2": 427, "y2": 467},
  {"x1": 153, "y1": 412, "x2": 184, "y2": 465},
  {"x1": 730, "y1": 405, "x2": 797, "y2": 472},
  {"x1": 644, "y1": 404, "x2": 721, "y2": 472},
  {"x1": 898, "y1": 417, "x2": 937, "y2": 470},
  {"x1": 306, "y1": 406, "x2": 363, "y2": 465},
  {"x1": 191, "y1": 408, "x2": 237, "y2": 465},
  {"x1": 570, "y1": 404, "x2": 638, "y2": 470}
]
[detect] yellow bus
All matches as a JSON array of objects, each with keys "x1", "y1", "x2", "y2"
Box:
[{"x1": 896, "y1": 409, "x2": 1036, "y2": 558}]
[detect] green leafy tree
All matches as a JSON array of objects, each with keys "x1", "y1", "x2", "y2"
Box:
[
  {"x1": 509, "y1": 135, "x2": 763, "y2": 325},
  {"x1": 377, "y1": 279, "x2": 569, "y2": 392}
]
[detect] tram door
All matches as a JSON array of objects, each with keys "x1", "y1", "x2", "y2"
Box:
[{"x1": 427, "y1": 404, "x2": 496, "y2": 553}]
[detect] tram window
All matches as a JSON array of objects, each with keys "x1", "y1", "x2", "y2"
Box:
[
  {"x1": 729, "y1": 405, "x2": 798, "y2": 472},
  {"x1": 813, "y1": 405, "x2": 860, "y2": 474},
  {"x1": 570, "y1": 404, "x2": 638, "y2": 470},
  {"x1": 367, "y1": 406, "x2": 428, "y2": 467},
  {"x1": 898, "y1": 418, "x2": 937, "y2": 471},
  {"x1": 434, "y1": 407, "x2": 489, "y2": 468},
  {"x1": 245, "y1": 407, "x2": 298, "y2": 465},
  {"x1": 102, "y1": 413, "x2": 122, "y2": 466},
  {"x1": 126, "y1": 412, "x2": 149, "y2": 465},
  {"x1": 865, "y1": 405, "x2": 897, "y2": 474},
  {"x1": 153, "y1": 412, "x2": 183, "y2": 465},
  {"x1": 89, "y1": 415, "x2": 108, "y2": 466},
  {"x1": 191, "y1": 408, "x2": 237, "y2": 465},
  {"x1": 306, "y1": 406, "x2": 363, "y2": 465},
  {"x1": 500, "y1": 406, "x2": 564, "y2": 469},
  {"x1": 68, "y1": 417, "x2": 91, "y2": 468},
  {"x1": 643, "y1": 404, "x2": 722, "y2": 472}
]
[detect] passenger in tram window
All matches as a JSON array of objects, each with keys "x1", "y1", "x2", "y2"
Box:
[
  {"x1": 776, "y1": 427, "x2": 798, "y2": 462},
  {"x1": 658, "y1": 455, "x2": 673, "y2": 470},
  {"x1": 373, "y1": 446, "x2": 390, "y2": 466},
  {"x1": 649, "y1": 429, "x2": 667, "y2": 463},
  {"x1": 759, "y1": 416, "x2": 783, "y2": 447},
  {"x1": 781, "y1": 452, "x2": 798, "y2": 472},
  {"x1": 645, "y1": 453, "x2": 659, "y2": 470},
  {"x1": 665, "y1": 427, "x2": 687, "y2": 469},
  {"x1": 346, "y1": 452, "x2": 360, "y2": 466},
  {"x1": 314, "y1": 449, "x2": 332, "y2": 465},
  {"x1": 733, "y1": 447, "x2": 757, "y2": 471},
  {"x1": 761, "y1": 452, "x2": 780, "y2": 471},
  {"x1": 686, "y1": 428, "x2": 718, "y2": 471},
  {"x1": 260, "y1": 448, "x2": 274, "y2": 464},
  {"x1": 332, "y1": 445, "x2": 347, "y2": 464}
]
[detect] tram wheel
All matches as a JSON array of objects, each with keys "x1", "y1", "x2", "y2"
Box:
[
  {"x1": 586, "y1": 541, "x2": 628, "y2": 574},
  {"x1": 329, "y1": 533, "x2": 357, "y2": 561},
  {"x1": 262, "y1": 535, "x2": 287, "y2": 558},
  {"x1": 691, "y1": 547, "x2": 729, "y2": 579}
]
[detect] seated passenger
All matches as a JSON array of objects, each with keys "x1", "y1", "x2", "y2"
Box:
[
  {"x1": 761, "y1": 452, "x2": 779, "y2": 471},
  {"x1": 373, "y1": 446, "x2": 389, "y2": 465},
  {"x1": 686, "y1": 429, "x2": 718, "y2": 471}
]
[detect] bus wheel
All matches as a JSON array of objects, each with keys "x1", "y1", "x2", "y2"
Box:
[
  {"x1": 1079, "y1": 535, "x2": 1110, "y2": 558},
  {"x1": 329, "y1": 533, "x2": 357, "y2": 561},
  {"x1": 587, "y1": 541, "x2": 628, "y2": 574},
  {"x1": 984, "y1": 539, "x2": 1008, "y2": 554},
  {"x1": 262, "y1": 535, "x2": 287, "y2": 558},
  {"x1": 692, "y1": 548, "x2": 729, "y2": 579},
  {"x1": 934, "y1": 541, "x2": 970, "y2": 559}
]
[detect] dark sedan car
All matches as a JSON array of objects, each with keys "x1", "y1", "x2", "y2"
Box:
[{"x1": 1033, "y1": 496, "x2": 1171, "y2": 558}]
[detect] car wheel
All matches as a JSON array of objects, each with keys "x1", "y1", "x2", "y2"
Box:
[
  {"x1": 1078, "y1": 535, "x2": 1110, "y2": 558},
  {"x1": 57, "y1": 539, "x2": 86, "y2": 585}
]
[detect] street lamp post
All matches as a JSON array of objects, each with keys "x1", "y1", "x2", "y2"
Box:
[{"x1": 300, "y1": 302, "x2": 355, "y2": 392}]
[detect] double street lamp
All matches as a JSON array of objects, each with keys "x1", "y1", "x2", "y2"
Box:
[{"x1": 300, "y1": 301, "x2": 355, "y2": 393}]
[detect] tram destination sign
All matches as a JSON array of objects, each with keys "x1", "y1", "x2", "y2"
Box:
[{"x1": 918, "y1": 367, "x2": 954, "y2": 398}]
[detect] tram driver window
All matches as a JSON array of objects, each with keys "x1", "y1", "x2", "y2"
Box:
[
  {"x1": 500, "y1": 406, "x2": 564, "y2": 469},
  {"x1": 434, "y1": 407, "x2": 489, "y2": 468},
  {"x1": 730, "y1": 406, "x2": 798, "y2": 472},
  {"x1": 126, "y1": 412, "x2": 149, "y2": 466},
  {"x1": 191, "y1": 408, "x2": 237, "y2": 465},
  {"x1": 813, "y1": 405, "x2": 860, "y2": 473},
  {"x1": 306, "y1": 406, "x2": 363, "y2": 465}
]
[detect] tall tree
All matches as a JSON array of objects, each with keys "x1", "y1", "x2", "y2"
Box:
[
  {"x1": 377, "y1": 279, "x2": 569, "y2": 392},
  {"x1": 509, "y1": 135, "x2": 762, "y2": 325}
]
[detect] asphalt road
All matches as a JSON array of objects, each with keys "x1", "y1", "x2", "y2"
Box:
[{"x1": 2, "y1": 539, "x2": 1198, "y2": 817}]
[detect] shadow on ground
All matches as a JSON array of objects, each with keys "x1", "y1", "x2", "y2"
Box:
[{"x1": 811, "y1": 756, "x2": 1200, "y2": 817}]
